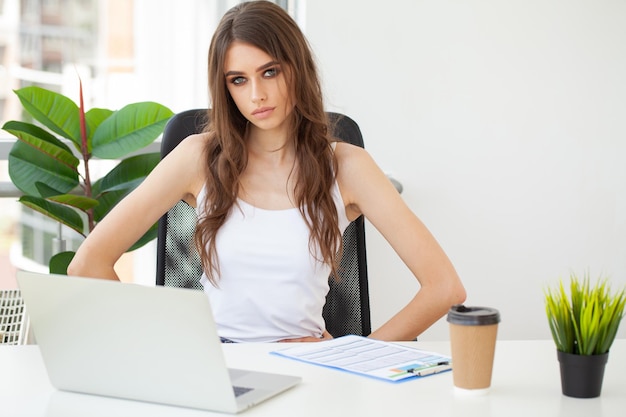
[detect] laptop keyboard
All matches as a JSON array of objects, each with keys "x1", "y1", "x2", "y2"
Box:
[{"x1": 233, "y1": 386, "x2": 253, "y2": 397}]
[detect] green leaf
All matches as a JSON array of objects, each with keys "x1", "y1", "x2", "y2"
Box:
[
  {"x1": 50, "y1": 251, "x2": 76, "y2": 275},
  {"x1": 2, "y1": 120, "x2": 78, "y2": 160},
  {"x1": 596, "y1": 289, "x2": 625, "y2": 354},
  {"x1": 545, "y1": 284, "x2": 574, "y2": 353},
  {"x1": 8, "y1": 140, "x2": 79, "y2": 196},
  {"x1": 84, "y1": 108, "x2": 114, "y2": 153},
  {"x1": 19, "y1": 196, "x2": 85, "y2": 236},
  {"x1": 92, "y1": 102, "x2": 173, "y2": 159},
  {"x1": 13, "y1": 86, "x2": 82, "y2": 144},
  {"x1": 34, "y1": 182, "x2": 67, "y2": 198},
  {"x1": 94, "y1": 153, "x2": 160, "y2": 195},
  {"x1": 48, "y1": 194, "x2": 99, "y2": 211}
]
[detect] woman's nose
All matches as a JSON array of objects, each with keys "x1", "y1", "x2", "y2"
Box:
[{"x1": 250, "y1": 80, "x2": 266, "y2": 103}]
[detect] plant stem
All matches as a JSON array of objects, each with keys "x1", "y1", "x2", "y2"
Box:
[{"x1": 78, "y1": 78, "x2": 95, "y2": 232}]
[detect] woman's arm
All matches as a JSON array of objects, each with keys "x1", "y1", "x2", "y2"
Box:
[
  {"x1": 335, "y1": 142, "x2": 466, "y2": 341},
  {"x1": 67, "y1": 134, "x2": 208, "y2": 281}
]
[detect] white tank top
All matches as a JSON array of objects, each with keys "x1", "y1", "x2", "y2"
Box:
[{"x1": 196, "y1": 180, "x2": 350, "y2": 342}]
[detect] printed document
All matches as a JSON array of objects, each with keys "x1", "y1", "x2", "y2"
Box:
[{"x1": 271, "y1": 335, "x2": 451, "y2": 382}]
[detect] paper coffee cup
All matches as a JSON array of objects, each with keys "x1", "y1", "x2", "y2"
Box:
[{"x1": 447, "y1": 305, "x2": 500, "y2": 394}]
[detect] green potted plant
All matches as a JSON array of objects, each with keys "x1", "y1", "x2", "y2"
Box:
[
  {"x1": 544, "y1": 271, "x2": 625, "y2": 398},
  {"x1": 2, "y1": 84, "x2": 173, "y2": 273}
]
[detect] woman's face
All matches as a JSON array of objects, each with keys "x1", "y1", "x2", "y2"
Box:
[{"x1": 224, "y1": 41, "x2": 294, "y2": 135}]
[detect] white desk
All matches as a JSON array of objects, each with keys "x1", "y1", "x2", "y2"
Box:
[{"x1": 1, "y1": 340, "x2": 625, "y2": 417}]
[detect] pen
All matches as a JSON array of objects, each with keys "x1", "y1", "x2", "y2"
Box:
[{"x1": 407, "y1": 361, "x2": 451, "y2": 377}]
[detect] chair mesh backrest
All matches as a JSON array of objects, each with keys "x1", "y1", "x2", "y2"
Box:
[
  {"x1": 0, "y1": 289, "x2": 29, "y2": 345},
  {"x1": 156, "y1": 109, "x2": 371, "y2": 337}
]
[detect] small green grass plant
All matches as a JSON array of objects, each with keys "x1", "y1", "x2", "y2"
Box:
[{"x1": 544, "y1": 272, "x2": 625, "y2": 355}]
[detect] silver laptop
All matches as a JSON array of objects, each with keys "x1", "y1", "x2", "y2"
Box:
[{"x1": 16, "y1": 270, "x2": 301, "y2": 414}]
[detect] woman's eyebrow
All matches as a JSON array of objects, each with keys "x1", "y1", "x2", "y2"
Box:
[
  {"x1": 225, "y1": 61, "x2": 280, "y2": 77},
  {"x1": 257, "y1": 61, "x2": 280, "y2": 72}
]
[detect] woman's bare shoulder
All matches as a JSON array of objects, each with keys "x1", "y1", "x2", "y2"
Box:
[
  {"x1": 174, "y1": 132, "x2": 210, "y2": 152},
  {"x1": 165, "y1": 133, "x2": 211, "y2": 169},
  {"x1": 160, "y1": 133, "x2": 211, "y2": 201},
  {"x1": 333, "y1": 140, "x2": 376, "y2": 174}
]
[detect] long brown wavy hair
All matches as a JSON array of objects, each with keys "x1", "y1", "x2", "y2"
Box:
[{"x1": 195, "y1": 1, "x2": 342, "y2": 285}]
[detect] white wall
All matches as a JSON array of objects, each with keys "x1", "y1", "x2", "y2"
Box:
[{"x1": 305, "y1": 0, "x2": 626, "y2": 340}]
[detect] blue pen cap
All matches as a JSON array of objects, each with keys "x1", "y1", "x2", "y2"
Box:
[{"x1": 447, "y1": 304, "x2": 500, "y2": 326}]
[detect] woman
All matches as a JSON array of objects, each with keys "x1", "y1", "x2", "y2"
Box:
[{"x1": 68, "y1": 1, "x2": 465, "y2": 342}]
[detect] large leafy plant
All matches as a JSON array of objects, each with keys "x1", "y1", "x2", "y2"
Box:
[
  {"x1": 544, "y1": 272, "x2": 625, "y2": 355},
  {"x1": 2, "y1": 85, "x2": 173, "y2": 273}
]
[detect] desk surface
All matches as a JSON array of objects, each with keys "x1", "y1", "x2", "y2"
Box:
[{"x1": 1, "y1": 339, "x2": 625, "y2": 417}]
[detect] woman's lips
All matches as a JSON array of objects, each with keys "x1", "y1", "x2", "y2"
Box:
[{"x1": 252, "y1": 107, "x2": 274, "y2": 119}]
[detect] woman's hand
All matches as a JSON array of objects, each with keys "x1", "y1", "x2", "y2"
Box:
[{"x1": 278, "y1": 330, "x2": 333, "y2": 343}]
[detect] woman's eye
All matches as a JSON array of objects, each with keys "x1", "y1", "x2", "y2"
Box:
[
  {"x1": 230, "y1": 76, "x2": 245, "y2": 85},
  {"x1": 263, "y1": 67, "x2": 279, "y2": 78}
]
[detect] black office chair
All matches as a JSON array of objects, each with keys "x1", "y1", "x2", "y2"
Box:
[{"x1": 155, "y1": 109, "x2": 371, "y2": 337}]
